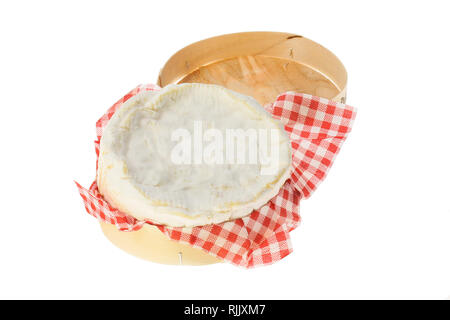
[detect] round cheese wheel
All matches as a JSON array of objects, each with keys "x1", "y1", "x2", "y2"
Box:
[{"x1": 97, "y1": 83, "x2": 292, "y2": 227}]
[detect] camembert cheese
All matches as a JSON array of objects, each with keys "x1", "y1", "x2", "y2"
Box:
[{"x1": 98, "y1": 84, "x2": 292, "y2": 227}]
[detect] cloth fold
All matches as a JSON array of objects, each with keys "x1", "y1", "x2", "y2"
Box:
[{"x1": 75, "y1": 84, "x2": 356, "y2": 268}]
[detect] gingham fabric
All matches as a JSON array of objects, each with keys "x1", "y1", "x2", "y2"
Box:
[{"x1": 75, "y1": 84, "x2": 356, "y2": 268}]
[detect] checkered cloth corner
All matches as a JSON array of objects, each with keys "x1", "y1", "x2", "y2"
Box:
[
  {"x1": 269, "y1": 93, "x2": 356, "y2": 198},
  {"x1": 75, "y1": 85, "x2": 356, "y2": 268}
]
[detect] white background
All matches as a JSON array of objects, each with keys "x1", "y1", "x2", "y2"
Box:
[{"x1": 0, "y1": 0, "x2": 449, "y2": 300}]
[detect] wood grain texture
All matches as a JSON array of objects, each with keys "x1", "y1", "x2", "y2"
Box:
[
  {"x1": 179, "y1": 55, "x2": 340, "y2": 106},
  {"x1": 159, "y1": 32, "x2": 347, "y2": 105}
]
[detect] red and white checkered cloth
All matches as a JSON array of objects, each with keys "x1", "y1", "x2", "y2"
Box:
[{"x1": 75, "y1": 84, "x2": 356, "y2": 268}]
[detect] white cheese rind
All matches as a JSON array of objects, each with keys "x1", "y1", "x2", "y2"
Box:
[{"x1": 98, "y1": 83, "x2": 292, "y2": 227}]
